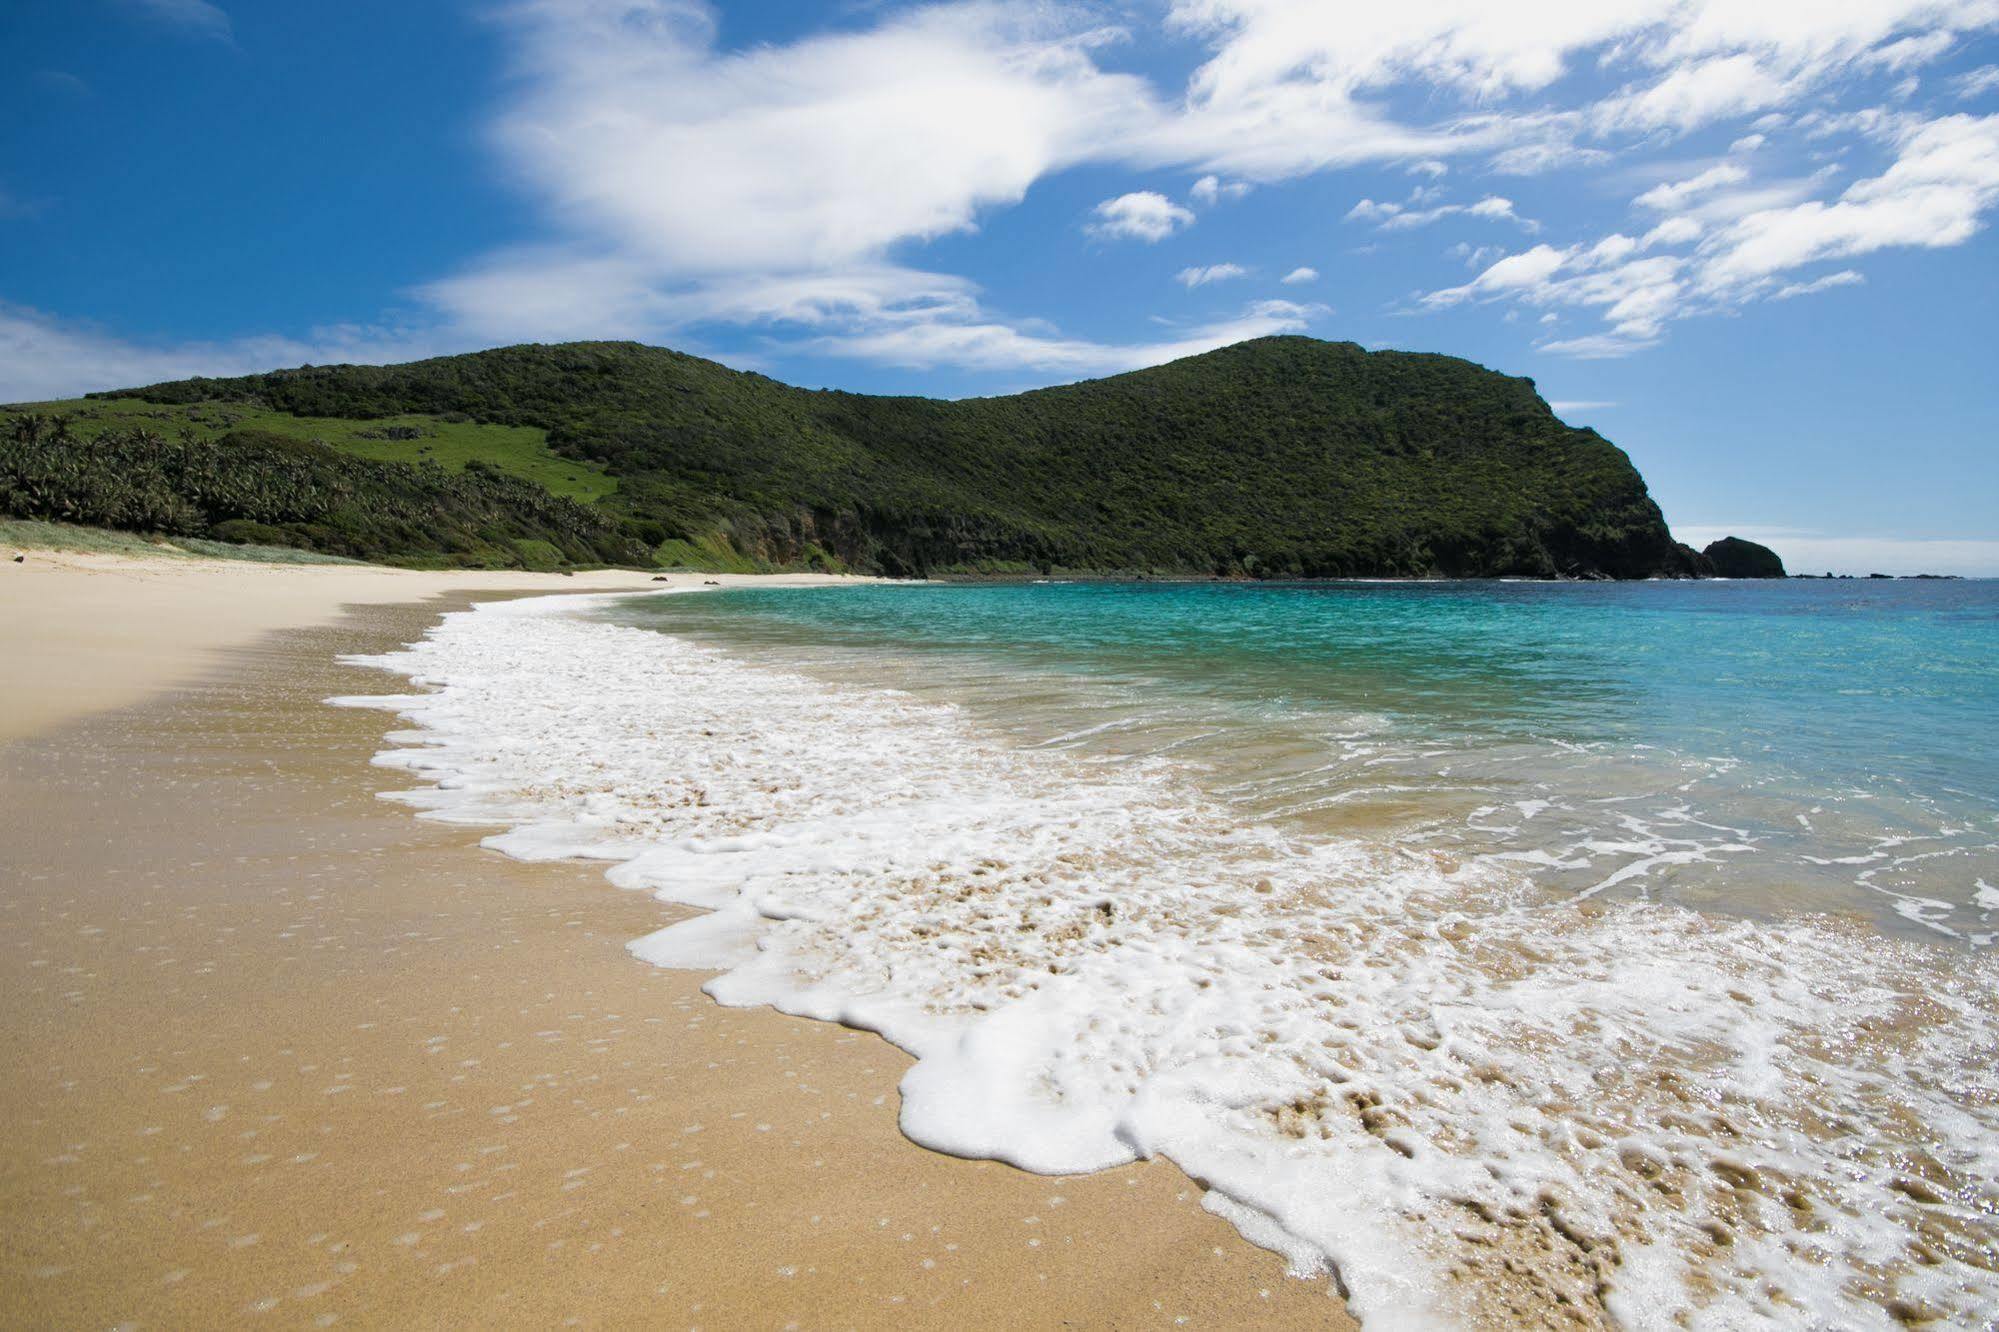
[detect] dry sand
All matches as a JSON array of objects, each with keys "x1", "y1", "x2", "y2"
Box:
[
  {"x1": 0, "y1": 549, "x2": 1352, "y2": 1328},
  {"x1": 0, "y1": 547, "x2": 871, "y2": 745}
]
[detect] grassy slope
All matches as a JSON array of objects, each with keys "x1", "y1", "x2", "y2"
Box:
[{"x1": 9, "y1": 395, "x2": 614, "y2": 503}]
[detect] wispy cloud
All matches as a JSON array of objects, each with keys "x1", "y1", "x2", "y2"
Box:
[
  {"x1": 129, "y1": 0, "x2": 233, "y2": 42},
  {"x1": 1634, "y1": 163, "x2": 1749, "y2": 212},
  {"x1": 0, "y1": 302, "x2": 445, "y2": 404},
  {"x1": 1176, "y1": 263, "x2": 1249, "y2": 288},
  {"x1": 1189, "y1": 175, "x2": 1250, "y2": 205},
  {"x1": 1772, "y1": 269, "x2": 1864, "y2": 300},
  {"x1": 0, "y1": 184, "x2": 45, "y2": 221},
  {"x1": 32, "y1": 70, "x2": 91, "y2": 96},
  {"x1": 1349, "y1": 191, "x2": 1538, "y2": 233},
  {"x1": 1949, "y1": 64, "x2": 1999, "y2": 99},
  {"x1": 806, "y1": 299, "x2": 1319, "y2": 375}
]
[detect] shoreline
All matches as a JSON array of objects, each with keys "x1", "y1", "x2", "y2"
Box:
[
  {"x1": 341, "y1": 574, "x2": 1999, "y2": 1324},
  {"x1": 0, "y1": 545, "x2": 886, "y2": 746},
  {"x1": 0, "y1": 550, "x2": 1347, "y2": 1327}
]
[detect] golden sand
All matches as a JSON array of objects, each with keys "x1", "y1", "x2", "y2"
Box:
[{"x1": 0, "y1": 552, "x2": 1351, "y2": 1327}]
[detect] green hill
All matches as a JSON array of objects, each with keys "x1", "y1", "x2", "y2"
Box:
[{"x1": 5, "y1": 336, "x2": 1703, "y2": 578}]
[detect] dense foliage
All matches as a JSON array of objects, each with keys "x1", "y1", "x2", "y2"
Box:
[
  {"x1": 1702, "y1": 535, "x2": 1787, "y2": 578},
  {"x1": 34, "y1": 335, "x2": 1696, "y2": 577},
  {"x1": 0, "y1": 415, "x2": 643, "y2": 568}
]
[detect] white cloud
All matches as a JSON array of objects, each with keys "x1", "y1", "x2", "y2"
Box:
[
  {"x1": 810, "y1": 299, "x2": 1319, "y2": 374},
  {"x1": 1861, "y1": 30, "x2": 1960, "y2": 73},
  {"x1": 1177, "y1": 262, "x2": 1250, "y2": 287},
  {"x1": 129, "y1": 0, "x2": 232, "y2": 41},
  {"x1": 1281, "y1": 266, "x2": 1319, "y2": 284},
  {"x1": 420, "y1": 254, "x2": 989, "y2": 345},
  {"x1": 1423, "y1": 233, "x2": 1689, "y2": 352},
  {"x1": 1348, "y1": 191, "x2": 1538, "y2": 232},
  {"x1": 1635, "y1": 162, "x2": 1750, "y2": 211},
  {"x1": 1595, "y1": 54, "x2": 1793, "y2": 134},
  {"x1": 483, "y1": 1, "x2": 1161, "y2": 275},
  {"x1": 1189, "y1": 174, "x2": 1251, "y2": 204},
  {"x1": 1771, "y1": 268, "x2": 1864, "y2": 299},
  {"x1": 1548, "y1": 400, "x2": 1618, "y2": 412},
  {"x1": 1641, "y1": 216, "x2": 1705, "y2": 247},
  {"x1": 22, "y1": 0, "x2": 1999, "y2": 394},
  {"x1": 1088, "y1": 191, "x2": 1195, "y2": 242},
  {"x1": 1488, "y1": 138, "x2": 1613, "y2": 175},
  {"x1": 1411, "y1": 109, "x2": 1999, "y2": 357},
  {"x1": 1163, "y1": 0, "x2": 1999, "y2": 170},
  {"x1": 1698, "y1": 114, "x2": 1999, "y2": 292},
  {"x1": 1535, "y1": 332, "x2": 1659, "y2": 358},
  {"x1": 0, "y1": 302, "x2": 445, "y2": 404},
  {"x1": 1448, "y1": 240, "x2": 1504, "y2": 268},
  {"x1": 1953, "y1": 65, "x2": 1999, "y2": 98},
  {"x1": 1423, "y1": 244, "x2": 1570, "y2": 307},
  {"x1": 1729, "y1": 132, "x2": 1767, "y2": 153}
]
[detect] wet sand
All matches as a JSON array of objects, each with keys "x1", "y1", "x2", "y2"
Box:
[{"x1": 0, "y1": 565, "x2": 1349, "y2": 1326}]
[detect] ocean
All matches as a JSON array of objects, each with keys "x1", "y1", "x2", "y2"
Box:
[{"x1": 338, "y1": 578, "x2": 1999, "y2": 1328}]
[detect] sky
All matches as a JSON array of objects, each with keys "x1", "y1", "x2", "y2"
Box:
[{"x1": 3, "y1": 1, "x2": 1997, "y2": 574}]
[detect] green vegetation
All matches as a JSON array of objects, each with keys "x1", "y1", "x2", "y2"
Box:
[
  {"x1": 5, "y1": 336, "x2": 1702, "y2": 577},
  {"x1": 0, "y1": 416, "x2": 643, "y2": 568},
  {"x1": 7, "y1": 394, "x2": 613, "y2": 502}
]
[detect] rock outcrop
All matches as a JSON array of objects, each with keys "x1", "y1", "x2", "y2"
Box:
[{"x1": 1702, "y1": 536, "x2": 1786, "y2": 579}]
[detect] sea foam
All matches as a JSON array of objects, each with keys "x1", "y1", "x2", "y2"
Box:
[{"x1": 333, "y1": 592, "x2": 1999, "y2": 1328}]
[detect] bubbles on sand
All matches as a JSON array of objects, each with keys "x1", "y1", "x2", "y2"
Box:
[{"x1": 335, "y1": 593, "x2": 1999, "y2": 1328}]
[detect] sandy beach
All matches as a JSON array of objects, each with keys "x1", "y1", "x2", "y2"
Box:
[{"x1": 0, "y1": 547, "x2": 1347, "y2": 1328}]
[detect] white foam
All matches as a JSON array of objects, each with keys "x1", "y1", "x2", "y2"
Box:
[{"x1": 333, "y1": 592, "x2": 1999, "y2": 1328}]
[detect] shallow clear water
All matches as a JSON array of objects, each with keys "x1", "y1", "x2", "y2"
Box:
[{"x1": 612, "y1": 578, "x2": 1999, "y2": 941}]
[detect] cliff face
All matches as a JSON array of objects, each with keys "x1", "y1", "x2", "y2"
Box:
[{"x1": 87, "y1": 336, "x2": 1694, "y2": 578}]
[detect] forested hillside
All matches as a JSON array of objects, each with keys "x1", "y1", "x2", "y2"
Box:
[{"x1": 5, "y1": 336, "x2": 1703, "y2": 578}]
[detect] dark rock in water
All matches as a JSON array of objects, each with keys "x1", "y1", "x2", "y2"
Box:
[
  {"x1": 1670, "y1": 542, "x2": 1716, "y2": 578},
  {"x1": 1869, "y1": 572, "x2": 1893, "y2": 579},
  {"x1": 1701, "y1": 536, "x2": 1786, "y2": 579}
]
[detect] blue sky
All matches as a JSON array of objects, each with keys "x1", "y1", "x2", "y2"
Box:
[{"x1": 3, "y1": 0, "x2": 1996, "y2": 573}]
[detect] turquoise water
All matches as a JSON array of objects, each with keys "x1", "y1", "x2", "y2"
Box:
[{"x1": 611, "y1": 578, "x2": 1999, "y2": 942}]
